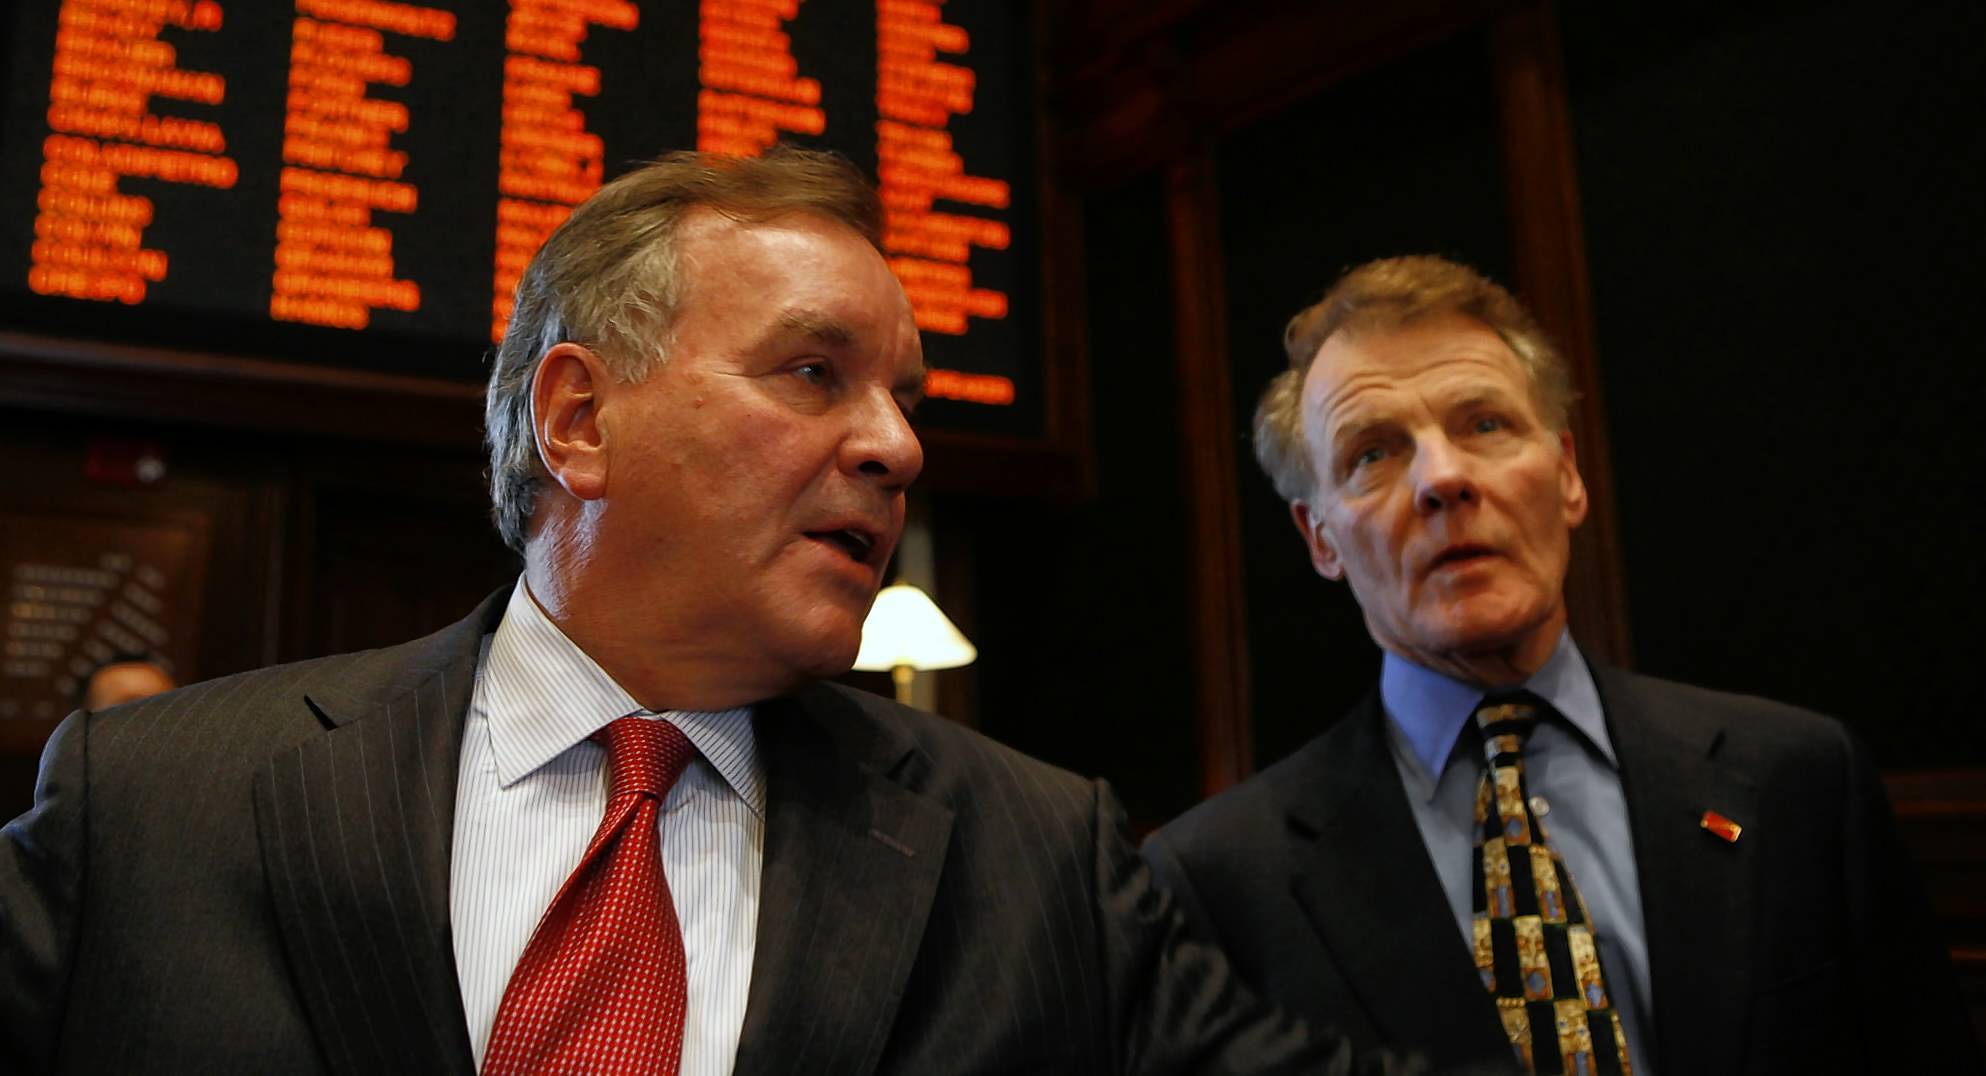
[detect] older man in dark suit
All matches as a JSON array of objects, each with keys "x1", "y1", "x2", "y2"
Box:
[
  {"x1": 1144, "y1": 255, "x2": 1981, "y2": 1076},
  {"x1": 0, "y1": 150, "x2": 1374, "y2": 1075}
]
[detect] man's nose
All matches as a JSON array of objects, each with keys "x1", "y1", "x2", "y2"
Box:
[
  {"x1": 1412, "y1": 434, "x2": 1476, "y2": 514},
  {"x1": 846, "y1": 390, "x2": 924, "y2": 490}
]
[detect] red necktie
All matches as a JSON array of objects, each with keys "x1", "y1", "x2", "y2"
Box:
[{"x1": 482, "y1": 716, "x2": 696, "y2": 1076}]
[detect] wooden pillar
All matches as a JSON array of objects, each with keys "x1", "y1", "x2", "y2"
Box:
[
  {"x1": 1165, "y1": 149, "x2": 1254, "y2": 795},
  {"x1": 1490, "y1": 1, "x2": 1634, "y2": 667}
]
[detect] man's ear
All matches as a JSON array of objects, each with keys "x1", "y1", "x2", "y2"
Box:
[
  {"x1": 1291, "y1": 500, "x2": 1345, "y2": 580},
  {"x1": 531, "y1": 342, "x2": 611, "y2": 502},
  {"x1": 1557, "y1": 428, "x2": 1589, "y2": 530}
]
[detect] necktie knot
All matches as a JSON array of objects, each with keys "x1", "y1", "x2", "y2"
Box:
[
  {"x1": 1475, "y1": 694, "x2": 1542, "y2": 762},
  {"x1": 591, "y1": 715, "x2": 696, "y2": 801}
]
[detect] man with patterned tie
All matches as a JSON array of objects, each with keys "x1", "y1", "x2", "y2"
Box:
[
  {"x1": 0, "y1": 150, "x2": 1385, "y2": 1074},
  {"x1": 1143, "y1": 255, "x2": 1981, "y2": 1075}
]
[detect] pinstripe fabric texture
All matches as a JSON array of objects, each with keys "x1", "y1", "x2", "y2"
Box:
[
  {"x1": 0, "y1": 595, "x2": 501, "y2": 1074},
  {"x1": 730, "y1": 685, "x2": 1326, "y2": 1075},
  {"x1": 3, "y1": 589, "x2": 1343, "y2": 1074},
  {"x1": 455, "y1": 583, "x2": 761, "y2": 1076}
]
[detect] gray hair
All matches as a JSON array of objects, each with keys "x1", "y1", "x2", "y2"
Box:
[
  {"x1": 485, "y1": 147, "x2": 883, "y2": 553},
  {"x1": 1254, "y1": 255, "x2": 1574, "y2": 503}
]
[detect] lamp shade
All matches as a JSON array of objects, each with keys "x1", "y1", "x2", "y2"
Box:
[{"x1": 852, "y1": 583, "x2": 977, "y2": 672}]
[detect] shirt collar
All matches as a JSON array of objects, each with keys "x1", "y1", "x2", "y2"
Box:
[
  {"x1": 477, "y1": 579, "x2": 765, "y2": 816},
  {"x1": 1379, "y1": 630, "x2": 1614, "y2": 788}
]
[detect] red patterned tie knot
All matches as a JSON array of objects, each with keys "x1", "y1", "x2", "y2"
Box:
[{"x1": 592, "y1": 716, "x2": 696, "y2": 801}]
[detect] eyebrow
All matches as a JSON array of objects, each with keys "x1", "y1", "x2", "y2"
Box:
[
  {"x1": 1325, "y1": 383, "x2": 1528, "y2": 449},
  {"x1": 773, "y1": 309, "x2": 855, "y2": 347},
  {"x1": 1327, "y1": 414, "x2": 1387, "y2": 455}
]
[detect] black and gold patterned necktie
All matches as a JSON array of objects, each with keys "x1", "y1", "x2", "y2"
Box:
[{"x1": 1471, "y1": 694, "x2": 1632, "y2": 1075}]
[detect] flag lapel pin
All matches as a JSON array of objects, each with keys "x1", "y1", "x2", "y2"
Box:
[{"x1": 1699, "y1": 809, "x2": 1743, "y2": 843}]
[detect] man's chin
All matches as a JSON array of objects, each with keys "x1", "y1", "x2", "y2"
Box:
[
  {"x1": 1392, "y1": 606, "x2": 1561, "y2": 679},
  {"x1": 780, "y1": 626, "x2": 864, "y2": 682}
]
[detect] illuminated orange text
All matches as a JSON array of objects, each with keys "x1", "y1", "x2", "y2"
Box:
[
  {"x1": 29, "y1": 0, "x2": 235, "y2": 306},
  {"x1": 697, "y1": 0, "x2": 825, "y2": 157},
  {"x1": 924, "y1": 368, "x2": 1013, "y2": 406},
  {"x1": 876, "y1": 0, "x2": 1009, "y2": 337},
  {"x1": 489, "y1": 0, "x2": 638, "y2": 343},
  {"x1": 270, "y1": 3, "x2": 453, "y2": 330}
]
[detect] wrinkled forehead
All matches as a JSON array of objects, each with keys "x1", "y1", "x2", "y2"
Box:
[
  {"x1": 1302, "y1": 317, "x2": 1536, "y2": 418},
  {"x1": 679, "y1": 207, "x2": 903, "y2": 298}
]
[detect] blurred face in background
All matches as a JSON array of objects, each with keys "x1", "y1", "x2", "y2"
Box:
[{"x1": 83, "y1": 661, "x2": 175, "y2": 710}]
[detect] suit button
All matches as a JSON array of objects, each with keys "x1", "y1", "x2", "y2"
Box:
[{"x1": 1529, "y1": 795, "x2": 1550, "y2": 817}]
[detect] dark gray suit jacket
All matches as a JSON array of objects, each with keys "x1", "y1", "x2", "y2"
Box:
[
  {"x1": 1, "y1": 593, "x2": 1352, "y2": 1075},
  {"x1": 1144, "y1": 665, "x2": 1982, "y2": 1075}
]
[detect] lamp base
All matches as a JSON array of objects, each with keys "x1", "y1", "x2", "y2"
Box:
[{"x1": 891, "y1": 664, "x2": 915, "y2": 707}]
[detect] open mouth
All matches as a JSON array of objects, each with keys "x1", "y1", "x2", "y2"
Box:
[
  {"x1": 806, "y1": 527, "x2": 875, "y2": 564},
  {"x1": 1429, "y1": 544, "x2": 1496, "y2": 571}
]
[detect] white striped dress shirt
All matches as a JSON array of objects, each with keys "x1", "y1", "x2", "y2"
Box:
[{"x1": 452, "y1": 581, "x2": 763, "y2": 1075}]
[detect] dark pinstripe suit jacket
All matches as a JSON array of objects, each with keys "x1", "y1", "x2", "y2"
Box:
[
  {"x1": 1, "y1": 592, "x2": 1347, "y2": 1075},
  {"x1": 1144, "y1": 668, "x2": 1983, "y2": 1075}
]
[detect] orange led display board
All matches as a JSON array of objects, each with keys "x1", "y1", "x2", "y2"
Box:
[
  {"x1": 29, "y1": 0, "x2": 235, "y2": 307},
  {"x1": 270, "y1": 7, "x2": 452, "y2": 330},
  {"x1": 490, "y1": 0, "x2": 637, "y2": 342},
  {"x1": 2, "y1": 0, "x2": 1040, "y2": 438}
]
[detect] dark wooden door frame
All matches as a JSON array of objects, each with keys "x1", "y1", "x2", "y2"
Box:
[{"x1": 1166, "y1": 150, "x2": 1254, "y2": 796}]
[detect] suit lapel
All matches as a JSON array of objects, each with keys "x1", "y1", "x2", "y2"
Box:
[
  {"x1": 1598, "y1": 667, "x2": 1757, "y2": 1076},
  {"x1": 253, "y1": 595, "x2": 504, "y2": 1076},
  {"x1": 733, "y1": 686, "x2": 953, "y2": 1076},
  {"x1": 1287, "y1": 694, "x2": 1512, "y2": 1065}
]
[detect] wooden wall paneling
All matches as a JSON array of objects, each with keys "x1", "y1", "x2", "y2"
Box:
[
  {"x1": 1049, "y1": 0, "x2": 1515, "y2": 192},
  {"x1": 0, "y1": 332, "x2": 486, "y2": 450},
  {"x1": 0, "y1": 411, "x2": 286, "y2": 819},
  {"x1": 280, "y1": 449, "x2": 518, "y2": 664},
  {"x1": 930, "y1": 497, "x2": 980, "y2": 729},
  {"x1": 1885, "y1": 768, "x2": 1986, "y2": 1049},
  {"x1": 1487, "y1": 1, "x2": 1632, "y2": 668},
  {"x1": 1166, "y1": 150, "x2": 1253, "y2": 796}
]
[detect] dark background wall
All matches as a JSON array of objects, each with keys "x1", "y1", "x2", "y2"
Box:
[
  {"x1": 956, "y1": 172, "x2": 1202, "y2": 826},
  {"x1": 1564, "y1": 1, "x2": 1986, "y2": 766}
]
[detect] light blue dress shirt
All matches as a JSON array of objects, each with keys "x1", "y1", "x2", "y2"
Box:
[{"x1": 1380, "y1": 633, "x2": 1656, "y2": 1076}]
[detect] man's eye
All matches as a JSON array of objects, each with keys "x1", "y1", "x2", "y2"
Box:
[
  {"x1": 1351, "y1": 445, "x2": 1386, "y2": 469},
  {"x1": 794, "y1": 361, "x2": 830, "y2": 385},
  {"x1": 1472, "y1": 415, "x2": 1505, "y2": 434}
]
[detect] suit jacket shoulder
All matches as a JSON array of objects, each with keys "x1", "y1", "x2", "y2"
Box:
[
  {"x1": 1148, "y1": 666, "x2": 1984, "y2": 1076},
  {"x1": 1592, "y1": 664, "x2": 1981, "y2": 1075},
  {"x1": 1144, "y1": 692, "x2": 1510, "y2": 1070},
  {"x1": 1146, "y1": 706, "x2": 1360, "y2": 876},
  {"x1": 6, "y1": 599, "x2": 1372, "y2": 1076},
  {"x1": 1, "y1": 593, "x2": 502, "y2": 1075},
  {"x1": 741, "y1": 681, "x2": 1342, "y2": 1075}
]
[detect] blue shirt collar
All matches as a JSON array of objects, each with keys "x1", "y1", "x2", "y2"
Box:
[{"x1": 1379, "y1": 631, "x2": 1615, "y2": 784}]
